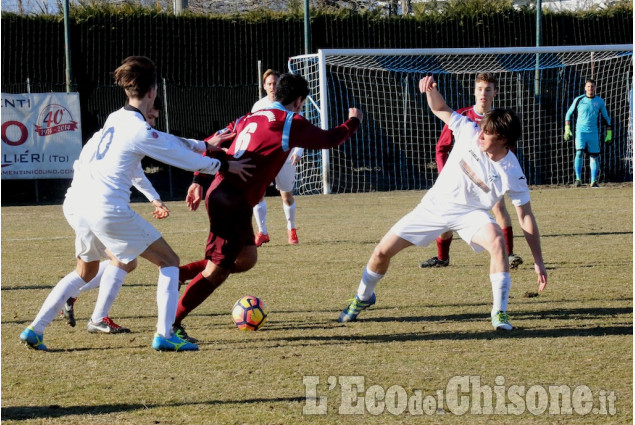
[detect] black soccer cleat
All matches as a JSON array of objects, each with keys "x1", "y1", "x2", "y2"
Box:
[{"x1": 419, "y1": 256, "x2": 450, "y2": 268}]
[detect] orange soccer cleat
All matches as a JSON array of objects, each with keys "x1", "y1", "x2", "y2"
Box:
[
  {"x1": 255, "y1": 232, "x2": 270, "y2": 247},
  {"x1": 288, "y1": 228, "x2": 299, "y2": 245}
]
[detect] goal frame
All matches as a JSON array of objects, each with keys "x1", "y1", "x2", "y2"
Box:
[{"x1": 289, "y1": 44, "x2": 634, "y2": 194}]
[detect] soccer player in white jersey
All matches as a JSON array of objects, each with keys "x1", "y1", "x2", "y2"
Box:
[
  {"x1": 20, "y1": 56, "x2": 252, "y2": 351},
  {"x1": 419, "y1": 73, "x2": 523, "y2": 270},
  {"x1": 338, "y1": 75, "x2": 548, "y2": 331},
  {"x1": 252, "y1": 69, "x2": 304, "y2": 246},
  {"x1": 60, "y1": 96, "x2": 170, "y2": 333}
]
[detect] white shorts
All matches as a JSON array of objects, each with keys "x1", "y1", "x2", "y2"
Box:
[
  {"x1": 64, "y1": 199, "x2": 161, "y2": 264},
  {"x1": 63, "y1": 198, "x2": 107, "y2": 262},
  {"x1": 275, "y1": 155, "x2": 296, "y2": 193},
  {"x1": 390, "y1": 200, "x2": 495, "y2": 253}
]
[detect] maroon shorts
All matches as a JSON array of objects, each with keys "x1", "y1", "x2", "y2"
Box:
[{"x1": 204, "y1": 184, "x2": 255, "y2": 269}]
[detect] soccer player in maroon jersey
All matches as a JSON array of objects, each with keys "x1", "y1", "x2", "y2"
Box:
[
  {"x1": 172, "y1": 73, "x2": 363, "y2": 342},
  {"x1": 419, "y1": 73, "x2": 524, "y2": 270}
]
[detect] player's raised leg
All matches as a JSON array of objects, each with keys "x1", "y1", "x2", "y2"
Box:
[{"x1": 339, "y1": 232, "x2": 413, "y2": 322}]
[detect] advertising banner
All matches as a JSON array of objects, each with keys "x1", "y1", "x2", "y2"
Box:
[{"x1": 1, "y1": 92, "x2": 82, "y2": 180}]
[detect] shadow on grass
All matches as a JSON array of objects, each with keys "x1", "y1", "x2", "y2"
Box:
[
  {"x1": 2, "y1": 282, "x2": 161, "y2": 291},
  {"x1": 265, "y1": 305, "x2": 632, "y2": 344},
  {"x1": 1, "y1": 396, "x2": 307, "y2": 420},
  {"x1": 542, "y1": 231, "x2": 632, "y2": 238},
  {"x1": 348, "y1": 306, "x2": 633, "y2": 325},
  {"x1": 268, "y1": 325, "x2": 633, "y2": 346}
]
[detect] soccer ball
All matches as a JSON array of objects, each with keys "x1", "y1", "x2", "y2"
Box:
[{"x1": 232, "y1": 295, "x2": 268, "y2": 331}]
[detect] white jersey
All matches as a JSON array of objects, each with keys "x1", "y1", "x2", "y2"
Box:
[
  {"x1": 251, "y1": 96, "x2": 274, "y2": 113},
  {"x1": 69, "y1": 106, "x2": 223, "y2": 207},
  {"x1": 251, "y1": 96, "x2": 304, "y2": 158},
  {"x1": 424, "y1": 112, "x2": 530, "y2": 211},
  {"x1": 68, "y1": 128, "x2": 160, "y2": 204}
]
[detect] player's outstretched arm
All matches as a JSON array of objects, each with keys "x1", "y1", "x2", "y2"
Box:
[
  {"x1": 290, "y1": 108, "x2": 362, "y2": 151},
  {"x1": 419, "y1": 76, "x2": 453, "y2": 125},
  {"x1": 515, "y1": 202, "x2": 547, "y2": 292}
]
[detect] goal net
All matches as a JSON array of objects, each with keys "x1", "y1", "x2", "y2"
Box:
[{"x1": 288, "y1": 45, "x2": 633, "y2": 194}]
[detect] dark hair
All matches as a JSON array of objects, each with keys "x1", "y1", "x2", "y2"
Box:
[
  {"x1": 263, "y1": 69, "x2": 280, "y2": 84},
  {"x1": 112, "y1": 56, "x2": 157, "y2": 99},
  {"x1": 585, "y1": 78, "x2": 596, "y2": 86},
  {"x1": 152, "y1": 95, "x2": 163, "y2": 111},
  {"x1": 475, "y1": 72, "x2": 498, "y2": 89},
  {"x1": 480, "y1": 108, "x2": 521, "y2": 150},
  {"x1": 274, "y1": 73, "x2": 310, "y2": 105}
]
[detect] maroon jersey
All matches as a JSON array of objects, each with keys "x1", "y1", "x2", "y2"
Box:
[
  {"x1": 210, "y1": 103, "x2": 360, "y2": 206},
  {"x1": 435, "y1": 106, "x2": 483, "y2": 173}
]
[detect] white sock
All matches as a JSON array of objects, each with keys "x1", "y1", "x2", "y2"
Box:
[
  {"x1": 357, "y1": 266, "x2": 384, "y2": 301},
  {"x1": 283, "y1": 201, "x2": 296, "y2": 230},
  {"x1": 253, "y1": 200, "x2": 268, "y2": 234},
  {"x1": 30, "y1": 271, "x2": 87, "y2": 334},
  {"x1": 156, "y1": 266, "x2": 180, "y2": 338},
  {"x1": 76, "y1": 260, "x2": 109, "y2": 297},
  {"x1": 490, "y1": 272, "x2": 511, "y2": 316},
  {"x1": 91, "y1": 265, "x2": 127, "y2": 323}
]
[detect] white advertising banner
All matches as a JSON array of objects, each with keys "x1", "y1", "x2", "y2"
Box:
[{"x1": 1, "y1": 92, "x2": 82, "y2": 180}]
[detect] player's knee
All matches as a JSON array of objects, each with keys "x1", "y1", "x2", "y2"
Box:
[
  {"x1": 76, "y1": 260, "x2": 100, "y2": 282},
  {"x1": 589, "y1": 153, "x2": 599, "y2": 159},
  {"x1": 439, "y1": 230, "x2": 453, "y2": 240},
  {"x1": 491, "y1": 200, "x2": 508, "y2": 216},
  {"x1": 234, "y1": 248, "x2": 257, "y2": 273},
  {"x1": 281, "y1": 191, "x2": 294, "y2": 205},
  {"x1": 372, "y1": 245, "x2": 391, "y2": 264},
  {"x1": 119, "y1": 258, "x2": 137, "y2": 273},
  {"x1": 158, "y1": 251, "x2": 180, "y2": 268},
  {"x1": 479, "y1": 224, "x2": 505, "y2": 254},
  {"x1": 489, "y1": 231, "x2": 506, "y2": 257}
]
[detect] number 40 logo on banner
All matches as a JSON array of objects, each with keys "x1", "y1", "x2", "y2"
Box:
[{"x1": 1, "y1": 92, "x2": 82, "y2": 180}]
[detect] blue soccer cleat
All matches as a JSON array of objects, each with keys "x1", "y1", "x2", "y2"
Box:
[
  {"x1": 152, "y1": 333, "x2": 199, "y2": 351},
  {"x1": 491, "y1": 311, "x2": 513, "y2": 331},
  {"x1": 338, "y1": 293, "x2": 376, "y2": 323},
  {"x1": 20, "y1": 326, "x2": 47, "y2": 351}
]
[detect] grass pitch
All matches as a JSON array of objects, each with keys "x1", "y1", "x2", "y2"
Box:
[{"x1": 1, "y1": 184, "x2": 632, "y2": 424}]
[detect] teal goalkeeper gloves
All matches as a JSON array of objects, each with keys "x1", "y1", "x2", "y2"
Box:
[
  {"x1": 564, "y1": 124, "x2": 573, "y2": 141},
  {"x1": 605, "y1": 129, "x2": 613, "y2": 144}
]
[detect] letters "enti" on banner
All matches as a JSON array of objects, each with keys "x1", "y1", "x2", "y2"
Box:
[{"x1": 1, "y1": 93, "x2": 82, "y2": 180}]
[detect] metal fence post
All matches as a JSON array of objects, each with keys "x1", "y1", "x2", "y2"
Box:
[
  {"x1": 162, "y1": 78, "x2": 174, "y2": 199},
  {"x1": 26, "y1": 77, "x2": 40, "y2": 203}
]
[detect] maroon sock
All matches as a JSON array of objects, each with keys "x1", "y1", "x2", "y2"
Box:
[
  {"x1": 437, "y1": 236, "x2": 452, "y2": 261},
  {"x1": 179, "y1": 259, "x2": 208, "y2": 283},
  {"x1": 174, "y1": 273, "x2": 220, "y2": 325},
  {"x1": 502, "y1": 226, "x2": 513, "y2": 255}
]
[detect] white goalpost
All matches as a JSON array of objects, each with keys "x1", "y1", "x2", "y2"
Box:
[{"x1": 288, "y1": 45, "x2": 633, "y2": 195}]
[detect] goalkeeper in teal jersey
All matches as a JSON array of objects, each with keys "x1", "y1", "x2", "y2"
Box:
[{"x1": 564, "y1": 79, "x2": 612, "y2": 188}]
